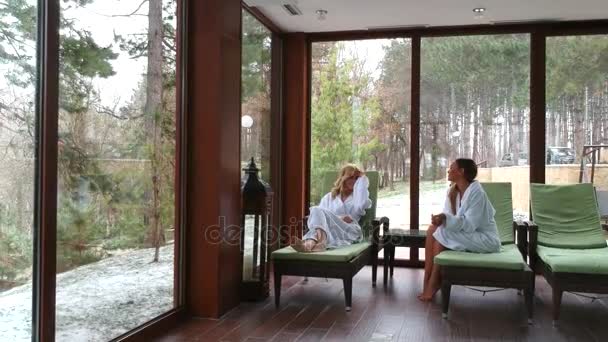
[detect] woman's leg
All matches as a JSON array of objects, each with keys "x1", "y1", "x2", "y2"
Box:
[
  {"x1": 421, "y1": 224, "x2": 438, "y2": 296},
  {"x1": 419, "y1": 239, "x2": 446, "y2": 301}
]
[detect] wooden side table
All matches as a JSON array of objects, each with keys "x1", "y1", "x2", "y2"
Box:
[{"x1": 383, "y1": 229, "x2": 427, "y2": 286}]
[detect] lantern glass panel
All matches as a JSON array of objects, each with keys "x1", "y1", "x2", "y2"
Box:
[{"x1": 243, "y1": 214, "x2": 263, "y2": 281}]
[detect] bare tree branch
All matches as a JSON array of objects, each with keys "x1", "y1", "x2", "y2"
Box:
[{"x1": 103, "y1": 0, "x2": 149, "y2": 18}]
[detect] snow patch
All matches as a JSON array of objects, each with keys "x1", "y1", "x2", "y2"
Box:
[{"x1": 1, "y1": 245, "x2": 174, "y2": 342}]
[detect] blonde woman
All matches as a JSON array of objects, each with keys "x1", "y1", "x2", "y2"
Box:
[{"x1": 292, "y1": 164, "x2": 372, "y2": 253}]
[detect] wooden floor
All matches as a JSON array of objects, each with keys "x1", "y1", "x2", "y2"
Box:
[{"x1": 156, "y1": 267, "x2": 608, "y2": 341}]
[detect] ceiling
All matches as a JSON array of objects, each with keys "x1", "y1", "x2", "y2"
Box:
[{"x1": 244, "y1": 0, "x2": 608, "y2": 33}]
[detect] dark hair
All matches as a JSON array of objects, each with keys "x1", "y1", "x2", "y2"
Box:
[{"x1": 455, "y1": 158, "x2": 477, "y2": 182}]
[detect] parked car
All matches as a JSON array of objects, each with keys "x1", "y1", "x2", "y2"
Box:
[
  {"x1": 546, "y1": 146, "x2": 575, "y2": 164},
  {"x1": 499, "y1": 152, "x2": 528, "y2": 167}
]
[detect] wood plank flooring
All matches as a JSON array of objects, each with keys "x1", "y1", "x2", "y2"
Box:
[{"x1": 155, "y1": 267, "x2": 608, "y2": 341}]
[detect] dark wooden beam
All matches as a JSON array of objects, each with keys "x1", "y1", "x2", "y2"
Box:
[
  {"x1": 270, "y1": 34, "x2": 284, "y2": 251},
  {"x1": 186, "y1": 0, "x2": 242, "y2": 318},
  {"x1": 530, "y1": 31, "x2": 546, "y2": 184},
  {"x1": 308, "y1": 19, "x2": 608, "y2": 42},
  {"x1": 242, "y1": 3, "x2": 284, "y2": 35},
  {"x1": 174, "y1": 0, "x2": 187, "y2": 308},
  {"x1": 113, "y1": 309, "x2": 187, "y2": 342},
  {"x1": 282, "y1": 33, "x2": 308, "y2": 244},
  {"x1": 35, "y1": 0, "x2": 60, "y2": 340},
  {"x1": 410, "y1": 36, "x2": 421, "y2": 261}
]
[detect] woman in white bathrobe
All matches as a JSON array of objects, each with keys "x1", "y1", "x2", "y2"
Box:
[
  {"x1": 419, "y1": 158, "x2": 501, "y2": 301},
  {"x1": 292, "y1": 164, "x2": 372, "y2": 252}
]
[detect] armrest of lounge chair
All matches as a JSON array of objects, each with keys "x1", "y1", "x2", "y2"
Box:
[
  {"x1": 514, "y1": 220, "x2": 528, "y2": 260},
  {"x1": 525, "y1": 221, "x2": 539, "y2": 272},
  {"x1": 373, "y1": 216, "x2": 390, "y2": 245}
]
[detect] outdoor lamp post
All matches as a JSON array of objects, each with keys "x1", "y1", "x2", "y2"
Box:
[{"x1": 240, "y1": 158, "x2": 273, "y2": 301}]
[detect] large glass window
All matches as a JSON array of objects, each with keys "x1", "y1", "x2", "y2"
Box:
[
  {"x1": 241, "y1": 10, "x2": 272, "y2": 180},
  {"x1": 310, "y1": 39, "x2": 412, "y2": 229},
  {"x1": 56, "y1": 1, "x2": 177, "y2": 340},
  {"x1": 420, "y1": 34, "x2": 531, "y2": 234},
  {"x1": 545, "y1": 35, "x2": 608, "y2": 184},
  {"x1": 0, "y1": 1, "x2": 38, "y2": 340},
  {"x1": 241, "y1": 10, "x2": 273, "y2": 282},
  {"x1": 546, "y1": 35, "x2": 608, "y2": 227}
]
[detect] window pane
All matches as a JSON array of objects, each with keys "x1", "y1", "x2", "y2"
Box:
[
  {"x1": 546, "y1": 35, "x2": 608, "y2": 228},
  {"x1": 420, "y1": 35, "x2": 531, "y2": 228},
  {"x1": 56, "y1": 1, "x2": 177, "y2": 340},
  {"x1": 310, "y1": 39, "x2": 412, "y2": 242},
  {"x1": 0, "y1": 0, "x2": 38, "y2": 340},
  {"x1": 241, "y1": 10, "x2": 273, "y2": 281}
]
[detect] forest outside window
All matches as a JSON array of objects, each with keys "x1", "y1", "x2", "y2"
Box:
[
  {"x1": 545, "y1": 35, "x2": 608, "y2": 191},
  {"x1": 55, "y1": 1, "x2": 178, "y2": 340},
  {"x1": 0, "y1": 1, "x2": 38, "y2": 340},
  {"x1": 419, "y1": 34, "x2": 531, "y2": 236}
]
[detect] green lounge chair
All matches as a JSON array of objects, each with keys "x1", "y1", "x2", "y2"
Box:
[
  {"x1": 271, "y1": 171, "x2": 389, "y2": 311},
  {"x1": 435, "y1": 182, "x2": 534, "y2": 322},
  {"x1": 528, "y1": 183, "x2": 608, "y2": 322}
]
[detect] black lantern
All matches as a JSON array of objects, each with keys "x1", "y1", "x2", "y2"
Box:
[{"x1": 240, "y1": 158, "x2": 273, "y2": 301}]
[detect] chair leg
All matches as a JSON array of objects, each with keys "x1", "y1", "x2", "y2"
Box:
[
  {"x1": 524, "y1": 287, "x2": 534, "y2": 324},
  {"x1": 441, "y1": 282, "x2": 451, "y2": 319},
  {"x1": 343, "y1": 277, "x2": 353, "y2": 311},
  {"x1": 371, "y1": 248, "x2": 378, "y2": 287},
  {"x1": 274, "y1": 268, "x2": 281, "y2": 309},
  {"x1": 552, "y1": 287, "x2": 563, "y2": 324}
]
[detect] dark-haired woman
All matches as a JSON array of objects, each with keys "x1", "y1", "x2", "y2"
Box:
[{"x1": 418, "y1": 158, "x2": 501, "y2": 301}]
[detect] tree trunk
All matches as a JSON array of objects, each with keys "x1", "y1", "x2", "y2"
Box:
[{"x1": 145, "y1": 0, "x2": 164, "y2": 262}]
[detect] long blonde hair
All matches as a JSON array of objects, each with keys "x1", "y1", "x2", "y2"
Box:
[{"x1": 331, "y1": 164, "x2": 362, "y2": 199}]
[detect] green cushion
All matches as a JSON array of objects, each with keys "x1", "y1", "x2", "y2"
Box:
[
  {"x1": 480, "y1": 182, "x2": 514, "y2": 244},
  {"x1": 537, "y1": 245, "x2": 608, "y2": 274},
  {"x1": 434, "y1": 244, "x2": 525, "y2": 270},
  {"x1": 530, "y1": 183, "x2": 606, "y2": 249},
  {"x1": 271, "y1": 242, "x2": 371, "y2": 262},
  {"x1": 321, "y1": 170, "x2": 379, "y2": 240}
]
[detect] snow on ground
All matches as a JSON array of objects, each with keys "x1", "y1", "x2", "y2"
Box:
[{"x1": 0, "y1": 245, "x2": 174, "y2": 342}]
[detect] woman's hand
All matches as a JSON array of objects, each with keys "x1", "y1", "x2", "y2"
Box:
[
  {"x1": 354, "y1": 170, "x2": 365, "y2": 178},
  {"x1": 342, "y1": 215, "x2": 354, "y2": 224},
  {"x1": 431, "y1": 213, "x2": 446, "y2": 226}
]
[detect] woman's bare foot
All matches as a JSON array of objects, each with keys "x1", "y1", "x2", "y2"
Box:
[
  {"x1": 292, "y1": 238, "x2": 318, "y2": 252},
  {"x1": 291, "y1": 238, "x2": 307, "y2": 252},
  {"x1": 417, "y1": 293, "x2": 434, "y2": 302},
  {"x1": 310, "y1": 241, "x2": 326, "y2": 252}
]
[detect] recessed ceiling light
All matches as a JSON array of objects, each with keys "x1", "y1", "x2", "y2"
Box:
[
  {"x1": 473, "y1": 7, "x2": 486, "y2": 19},
  {"x1": 316, "y1": 9, "x2": 328, "y2": 21}
]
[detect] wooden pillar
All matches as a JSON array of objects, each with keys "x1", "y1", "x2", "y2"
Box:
[
  {"x1": 281, "y1": 33, "x2": 309, "y2": 243},
  {"x1": 530, "y1": 32, "x2": 546, "y2": 184},
  {"x1": 186, "y1": 0, "x2": 242, "y2": 317}
]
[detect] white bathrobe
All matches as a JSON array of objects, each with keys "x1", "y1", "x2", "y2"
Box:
[
  {"x1": 433, "y1": 181, "x2": 501, "y2": 253},
  {"x1": 305, "y1": 176, "x2": 372, "y2": 249}
]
